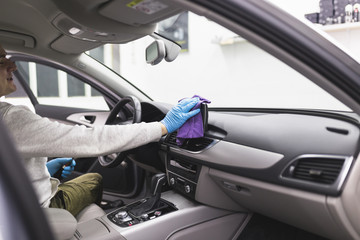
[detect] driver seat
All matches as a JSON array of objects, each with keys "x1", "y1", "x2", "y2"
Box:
[
  {"x1": 76, "y1": 203, "x2": 106, "y2": 223},
  {"x1": 45, "y1": 204, "x2": 106, "y2": 240}
]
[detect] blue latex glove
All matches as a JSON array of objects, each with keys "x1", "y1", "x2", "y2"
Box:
[
  {"x1": 61, "y1": 160, "x2": 76, "y2": 179},
  {"x1": 161, "y1": 97, "x2": 201, "y2": 133},
  {"x1": 46, "y1": 158, "x2": 76, "y2": 179}
]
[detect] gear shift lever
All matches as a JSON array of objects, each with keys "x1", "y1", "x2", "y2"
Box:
[
  {"x1": 151, "y1": 173, "x2": 166, "y2": 196},
  {"x1": 129, "y1": 173, "x2": 166, "y2": 216}
]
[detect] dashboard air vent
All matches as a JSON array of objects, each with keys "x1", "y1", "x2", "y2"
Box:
[
  {"x1": 165, "y1": 132, "x2": 215, "y2": 152},
  {"x1": 167, "y1": 132, "x2": 178, "y2": 145},
  {"x1": 292, "y1": 157, "x2": 345, "y2": 184}
]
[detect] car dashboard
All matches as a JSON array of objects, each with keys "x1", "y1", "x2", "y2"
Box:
[
  {"x1": 163, "y1": 110, "x2": 358, "y2": 195},
  {"x1": 140, "y1": 101, "x2": 360, "y2": 240}
]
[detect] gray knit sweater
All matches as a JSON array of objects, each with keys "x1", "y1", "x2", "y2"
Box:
[{"x1": 0, "y1": 102, "x2": 162, "y2": 207}]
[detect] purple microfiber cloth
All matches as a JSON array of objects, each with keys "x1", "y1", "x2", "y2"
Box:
[{"x1": 176, "y1": 95, "x2": 211, "y2": 145}]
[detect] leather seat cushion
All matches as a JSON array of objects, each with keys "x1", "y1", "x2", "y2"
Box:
[{"x1": 76, "y1": 203, "x2": 105, "y2": 223}]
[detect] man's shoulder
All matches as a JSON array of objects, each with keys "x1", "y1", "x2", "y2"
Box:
[
  {"x1": 0, "y1": 101, "x2": 13, "y2": 116},
  {"x1": 0, "y1": 101, "x2": 12, "y2": 107},
  {"x1": 0, "y1": 102, "x2": 31, "y2": 117}
]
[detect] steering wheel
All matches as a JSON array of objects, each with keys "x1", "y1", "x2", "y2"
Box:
[{"x1": 98, "y1": 96, "x2": 142, "y2": 167}]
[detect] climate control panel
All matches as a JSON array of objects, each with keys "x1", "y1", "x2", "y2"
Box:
[{"x1": 166, "y1": 157, "x2": 201, "y2": 199}]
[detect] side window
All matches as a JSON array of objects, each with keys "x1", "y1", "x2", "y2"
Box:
[
  {"x1": 6, "y1": 61, "x2": 109, "y2": 111},
  {"x1": 2, "y1": 61, "x2": 34, "y2": 111}
]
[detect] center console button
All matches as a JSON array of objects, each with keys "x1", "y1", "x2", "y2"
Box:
[
  {"x1": 185, "y1": 185, "x2": 191, "y2": 193},
  {"x1": 170, "y1": 178, "x2": 175, "y2": 185},
  {"x1": 140, "y1": 213, "x2": 149, "y2": 220},
  {"x1": 116, "y1": 211, "x2": 128, "y2": 219}
]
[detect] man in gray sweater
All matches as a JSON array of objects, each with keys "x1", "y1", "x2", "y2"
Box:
[{"x1": 0, "y1": 44, "x2": 200, "y2": 216}]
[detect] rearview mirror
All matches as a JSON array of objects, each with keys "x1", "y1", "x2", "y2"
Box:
[
  {"x1": 146, "y1": 40, "x2": 165, "y2": 65},
  {"x1": 145, "y1": 33, "x2": 181, "y2": 65}
]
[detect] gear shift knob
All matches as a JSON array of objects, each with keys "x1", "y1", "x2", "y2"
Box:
[
  {"x1": 151, "y1": 173, "x2": 166, "y2": 196},
  {"x1": 128, "y1": 173, "x2": 166, "y2": 217}
]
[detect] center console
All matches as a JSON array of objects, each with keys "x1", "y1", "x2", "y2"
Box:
[
  {"x1": 72, "y1": 182, "x2": 246, "y2": 240},
  {"x1": 166, "y1": 157, "x2": 201, "y2": 199},
  {"x1": 71, "y1": 157, "x2": 246, "y2": 240},
  {"x1": 105, "y1": 173, "x2": 178, "y2": 228},
  {"x1": 96, "y1": 190, "x2": 246, "y2": 240},
  {"x1": 107, "y1": 197, "x2": 177, "y2": 227},
  {"x1": 106, "y1": 156, "x2": 204, "y2": 229}
]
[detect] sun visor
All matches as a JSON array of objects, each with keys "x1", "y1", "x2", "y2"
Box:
[
  {"x1": 98, "y1": 0, "x2": 183, "y2": 26},
  {"x1": 0, "y1": 30, "x2": 35, "y2": 48}
]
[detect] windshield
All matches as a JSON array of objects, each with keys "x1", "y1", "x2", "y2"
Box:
[{"x1": 89, "y1": 12, "x2": 350, "y2": 111}]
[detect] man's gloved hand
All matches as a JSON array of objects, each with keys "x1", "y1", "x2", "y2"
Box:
[
  {"x1": 61, "y1": 160, "x2": 76, "y2": 179},
  {"x1": 46, "y1": 158, "x2": 76, "y2": 179},
  {"x1": 161, "y1": 97, "x2": 201, "y2": 133}
]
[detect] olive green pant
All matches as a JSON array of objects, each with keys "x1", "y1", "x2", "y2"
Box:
[{"x1": 49, "y1": 173, "x2": 103, "y2": 217}]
